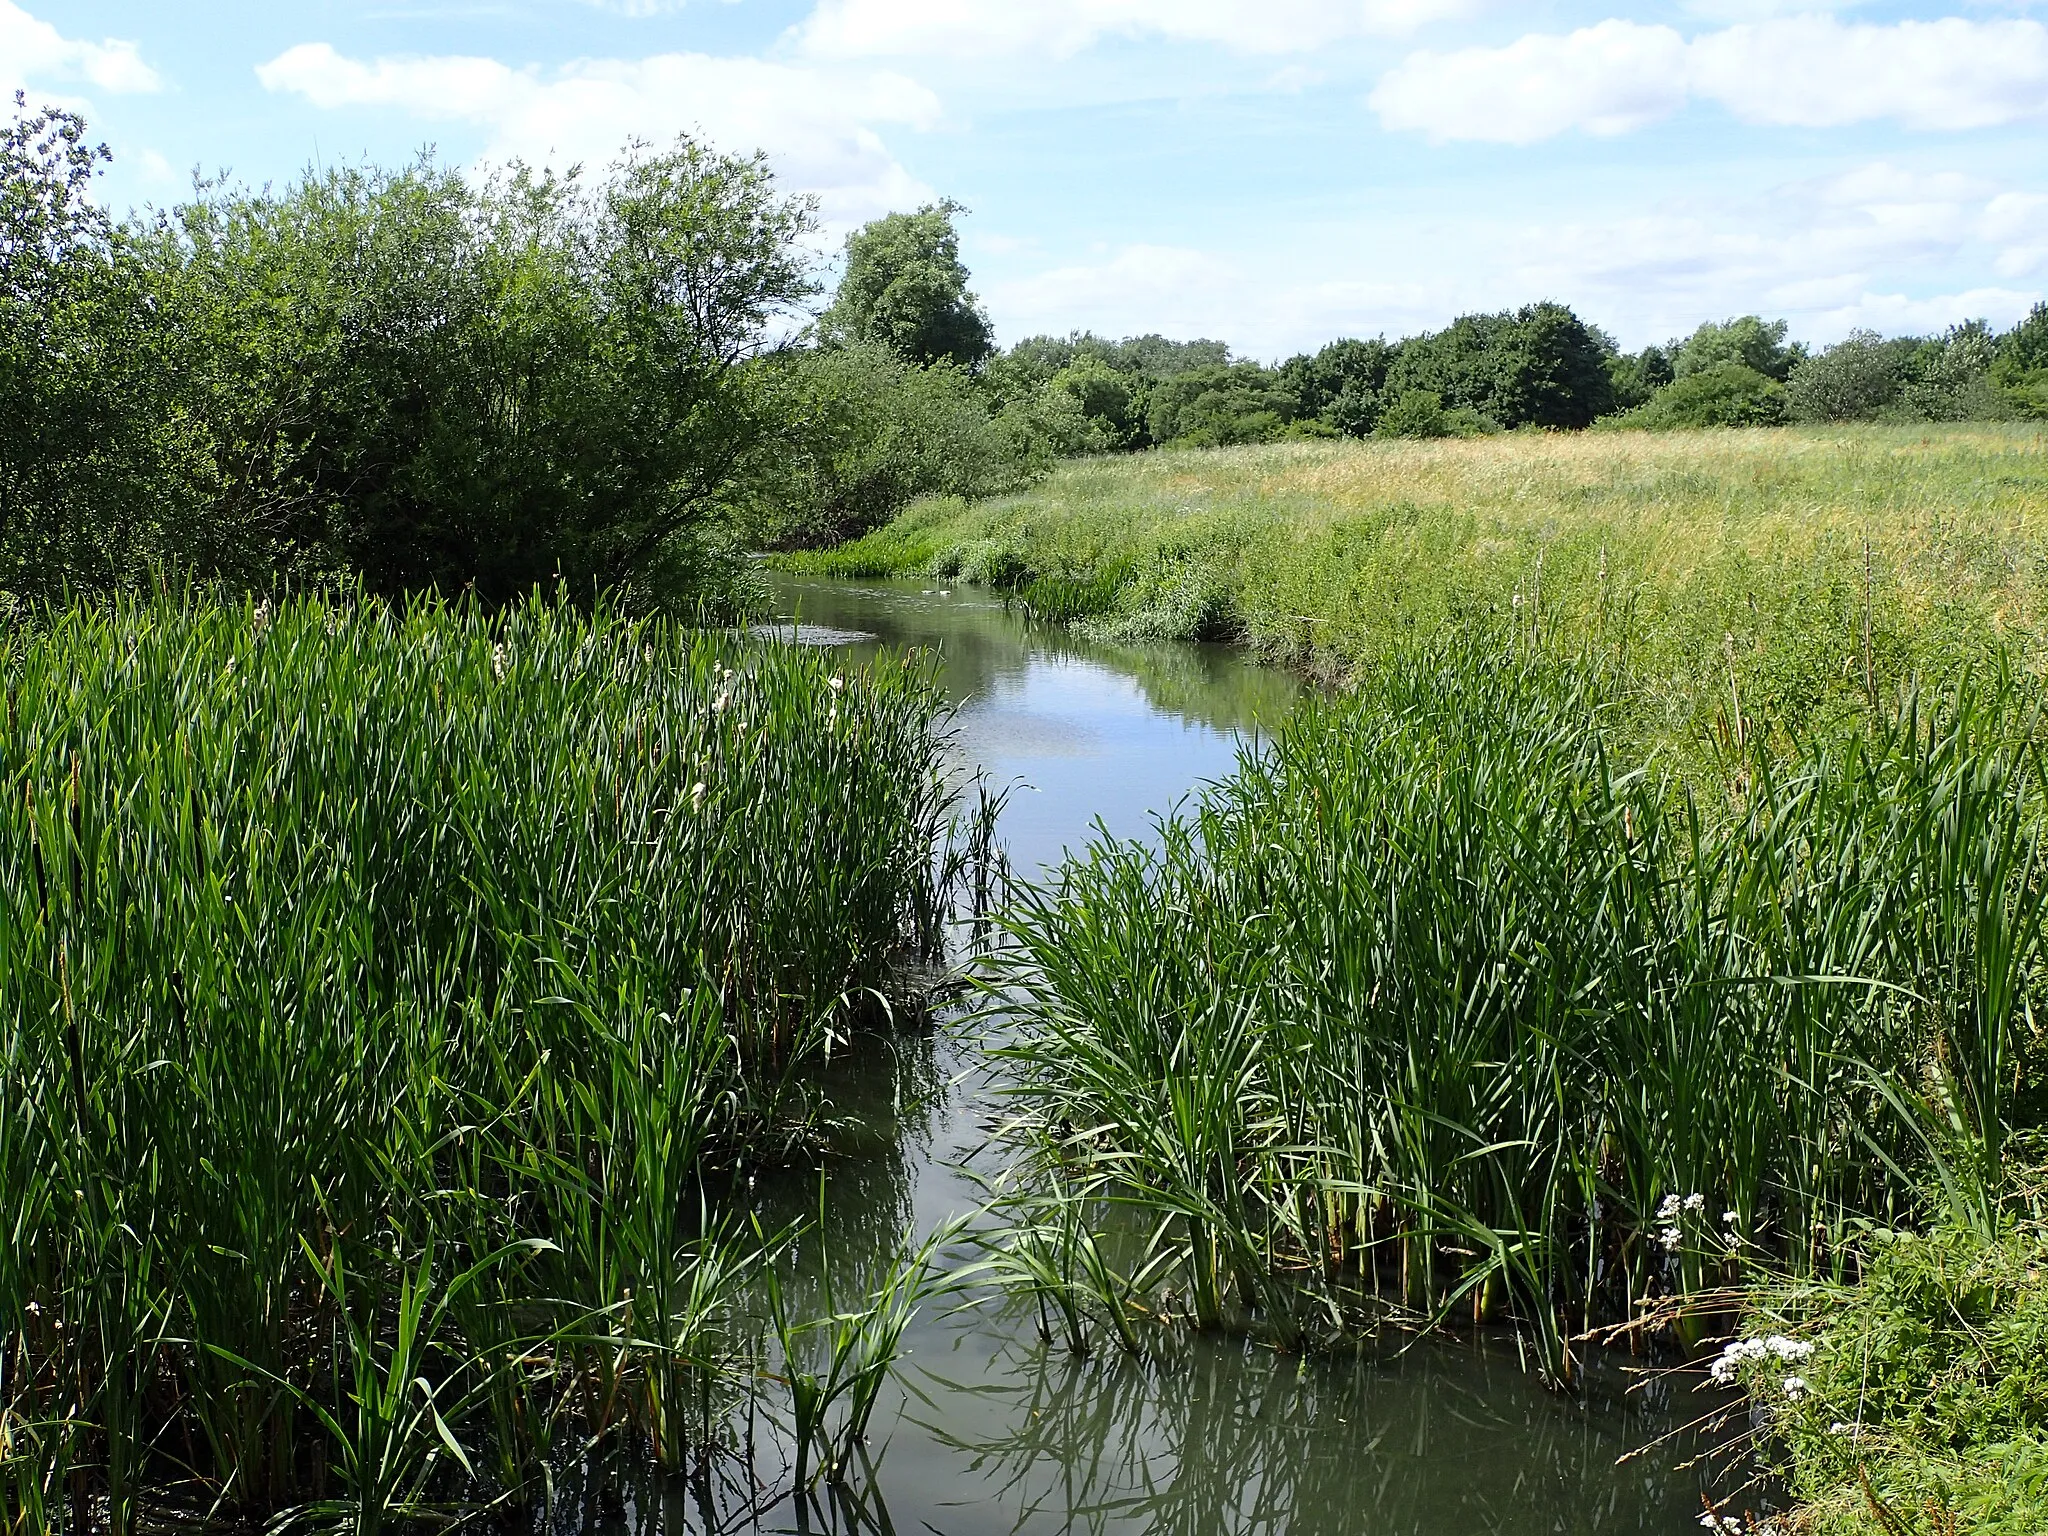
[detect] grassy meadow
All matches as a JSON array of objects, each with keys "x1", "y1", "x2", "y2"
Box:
[
  {"x1": 0, "y1": 592, "x2": 968, "y2": 1531},
  {"x1": 784, "y1": 425, "x2": 2048, "y2": 762}
]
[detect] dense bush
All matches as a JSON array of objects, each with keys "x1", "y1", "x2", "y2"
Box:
[
  {"x1": 1736, "y1": 1177, "x2": 2048, "y2": 1534},
  {"x1": 1602, "y1": 362, "x2": 1786, "y2": 429},
  {"x1": 1145, "y1": 362, "x2": 1301, "y2": 446},
  {"x1": 1383, "y1": 302, "x2": 1617, "y2": 429},
  {"x1": 737, "y1": 342, "x2": 1024, "y2": 547},
  {"x1": 1788, "y1": 324, "x2": 2009, "y2": 424},
  {"x1": 1, "y1": 101, "x2": 818, "y2": 612},
  {"x1": 1671, "y1": 314, "x2": 1804, "y2": 382}
]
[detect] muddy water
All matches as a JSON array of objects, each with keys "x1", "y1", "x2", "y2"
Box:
[{"x1": 724, "y1": 574, "x2": 1727, "y2": 1535}]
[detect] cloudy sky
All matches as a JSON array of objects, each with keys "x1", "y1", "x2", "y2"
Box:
[{"x1": 13, "y1": 1, "x2": 2048, "y2": 356}]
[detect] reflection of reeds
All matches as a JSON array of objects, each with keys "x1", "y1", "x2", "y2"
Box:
[
  {"x1": 902, "y1": 1328, "x2": 1706, "y2": 1536},
  {"x1": 0, "y1": 591, "x2": 974, "y2": 1530},
  {"x1": 992, "y1": 638, "x2": 2047, "y2": 1382}
]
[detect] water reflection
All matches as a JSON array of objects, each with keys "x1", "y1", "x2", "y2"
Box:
[{"x1": 618, "y1": 574, "x2": 1729, "y2": 1536}]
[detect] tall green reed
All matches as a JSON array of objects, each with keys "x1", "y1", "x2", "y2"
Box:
[
  {"x1": 0, "y1": 589, "x2": 967, "y2": 1530},
  {"x1": 991, "y1": 639, "x2": 2047, "y2": 1381}
]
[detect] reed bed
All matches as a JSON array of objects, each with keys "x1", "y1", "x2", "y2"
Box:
[
  {"x1": 0, "y1": 591, "x2": 966, "y2": 1532},
  {"x1": 989, "y1": 641, "x2": 2048, "y2": 1380}
]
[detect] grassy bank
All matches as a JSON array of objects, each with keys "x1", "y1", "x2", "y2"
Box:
[
  {"x1": 0, "y1": 592, "x2": 963, "y2": 1531},
  {"x1": 1715, "y1": 1164, "x2": 2048, "y2": 1534},
  {"x1": 780, "y1": 426, "x2": 2048, "y2": 759},
  {"x1": 985, "y1": 641, "x2": 2047, "y2": 1384}
]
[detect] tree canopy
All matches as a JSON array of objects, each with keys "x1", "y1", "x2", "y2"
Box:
[{"x1": 821, "y1": 200, "x2": 993, "y2": 369}]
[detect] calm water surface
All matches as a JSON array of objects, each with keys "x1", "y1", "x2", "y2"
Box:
[{"x1": 693, "y1": 575, "x2": 1730, "y2": 1535}]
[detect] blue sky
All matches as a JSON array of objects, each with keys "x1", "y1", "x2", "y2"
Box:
[{"x1": 12, "y1": 1, "x2": 2048, "y2": 356}]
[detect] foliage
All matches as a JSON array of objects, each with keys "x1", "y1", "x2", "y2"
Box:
[
  {"x1": 0, "y1": 99, "x2": 197, "y2": 599},
  {"x1": 737, "y1": 341, "x2": 1024, "y2": 546},
  {"x1": 1373, "y1": 388, "x2": 1494, "y2": 439},
  {"x1": 1145, "y1": 362, "x2": 1301, "y2": 446},
  {"x1": 1607, "y1": 344, "x2": 1675, "y2": 411},
  {"x1": 1673, "y1": 315, "x2": 1805, "y2": 382},
  {"x1": 0, "y1": 591, "x2": 968, "y2": 1530},
  {"x1": 779, "y1": 427, "x2": 2048, "y2": 765},
  {"x1": 1733, "y1": 1171, "x2": 2048, "y2": 1535},
  {"x1": 1786, "y1": 325, "x2": 2010, "y2": 425},
  {"x1": 1280, "y1": 338, "x2": 1399, "y2": 436},
  {"x1": 2, "y1": 98, "x2": 820, "y2": 613},
  {"x1": 1602, "y1": 362, "x2": 1786, "y2": 429},
  {"x1": 1047, "y1": 355, "x2": 1143, "y2": 448},
  {"x1": 820, "y1": 199, "x2": 992, "y2": 369},
  {"x1": 1384, "y1": 301, "x2": 1617, "y2": 429},
  {"x1": 989, "y1": 645, "x2": 2048, "y2": 1377}
]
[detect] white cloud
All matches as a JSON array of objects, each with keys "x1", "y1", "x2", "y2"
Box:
[
  {"x1": 256, "y1": 42, "x2": 940, "y2": 225},
  {"x1": 1371, "y1": 16, "x2": 2048, "y2": 142},
  {"x1": 1371, "y1": 21, "x2": 1687, "y2": 144},
  {"x1": 982, "y1": 160, "x2": 2048, "y2": 355},
  {"x1": 799, "y1": 0, "x2": 1487, "y2": 60},
  {"x1": 0, "y1": 1, "x2": 159, "y2": 94}
]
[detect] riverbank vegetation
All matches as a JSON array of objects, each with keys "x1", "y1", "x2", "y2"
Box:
[
  {"x1": 986, "y1": 642, "x2": 2046, "y2": 1374},
  {"x1": 0, "y1": 592, "x2": 968, "y2": 1531},
  {"x1": 778, "y1": 426, "x2": 2048, "y2": 763},
  {"x1": 1712, "y1": 1163, "x2": 2048, "y2": 1534}
]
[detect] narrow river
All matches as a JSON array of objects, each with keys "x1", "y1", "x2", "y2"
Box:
[{"x1": 730, "y1": 573, "x2": 1723, "y2": 1536}]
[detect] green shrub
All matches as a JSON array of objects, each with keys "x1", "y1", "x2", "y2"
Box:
[
  {"x1": 1736, "y1": 1178, "x2": 2048, "y2": 1534},
  {"x1": 1603, "y1": 363, "x2": 1786, "y2": 429},
  {"x1": 738, "y1": 342, "x2": 1024, "y2": 547},
  {"x1": 1383, "y1": 301, "x2": 1616, "y2": 429},
  {"x1": 1671, "y1": 315, "x2": 1804, "y2": 382}
]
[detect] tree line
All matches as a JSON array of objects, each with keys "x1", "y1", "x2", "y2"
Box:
[{"x1": 6, "y1": 97, "x2": 2045, "y2": 606}]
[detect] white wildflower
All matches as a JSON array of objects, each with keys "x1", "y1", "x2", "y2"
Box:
[
  {"x1": 1658, "y1": 1194, "x2": 1683, "y2": 1222},
  {"x1": 1781, "y1": 1375, "x2": 1808, "y2": 1402},
  {"x1": 690, "y1": 782, "x2": 706, "y2": 808},
  {"x1": 1700, "y1": 1513, "x2": 1743, "y2": 1534},
  {"x1": 713, "y1": 691, "x2": 731, "y2": 713},
  {"x1": 492, "y1": 643, "x2": 507, "y2": 681},
  {"x1": 1660, "y1": 1226, "x2": 1683, "y2": 1252},
  {"x1": 828, "y1": 675, "x2": 844, "y2": 692},
  {"x1": 1723, "y1": 1211, "x2": 1741, "y2": 1225},
  {"x1": 1708, "y1": 1335, "x2": 1813, "y2": 1386},
  {"x1": 1684, "y1": 1193, "x2": 1707, "y2": 1214}
]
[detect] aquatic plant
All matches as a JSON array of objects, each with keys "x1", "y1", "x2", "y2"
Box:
[
  {"x1": 990, "y1": 639, "x2": 2048, "y2": 1380},
  {"x1": 0, "y1": 589, "x2": 968, "y2": 1530}
]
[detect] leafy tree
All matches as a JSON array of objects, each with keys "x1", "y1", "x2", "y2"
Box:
[
  {"x1": 1606, "y1": 345, "x2": 1674, "y2": 411},
  {"x1": 1672, "y1": 316, "x2": 1804, "y2": 382},
  {"x1": 1604, "y1": 363, "x2": 1786, "y2": 429},
  {"x1": 144, "y1": 141, "x2": 818, "y2": 607},
  {"x1": 1, "y1": 96, "x2": 196, "y2": 600},
  {"x1": 1281, "y1": 337, "x2": 1397, "y2": 436},
  {"x1": 737, "y1": 341, "x2": 1018, "y2": 546},
  {"x1": 1109, "y1": 333, "x2": 1229, "y2": 377},
  {"x1": 1145, "y1": 363, "x2": 1298, "y2": 446},
  {"x1": 1374, "y1": 389, "x2": 1448, "y2": 439},
  {"x1": 1783, "y1": 325, "x2": 2008, "y2": 424},
  {"x1": 1384, "y1": 302, "x2": 1613, "y2": 429},
  {"x1": 821, "y1": 200, "x2": 993, "y2": 369},
  {"x1": 1784, "y1": 331, "x2": 1918, "y2": 422},
  {"x1": 1049, "y1": 355, "x2": 1142, "y2": 447},
  {"x1": 1993, "y1": 303, "x2": 2048, "y2": 418}
]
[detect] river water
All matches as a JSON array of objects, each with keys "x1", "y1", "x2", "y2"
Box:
[{"x1": 721, "y1": 573, "x2": 1727, "y2": 1536}]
